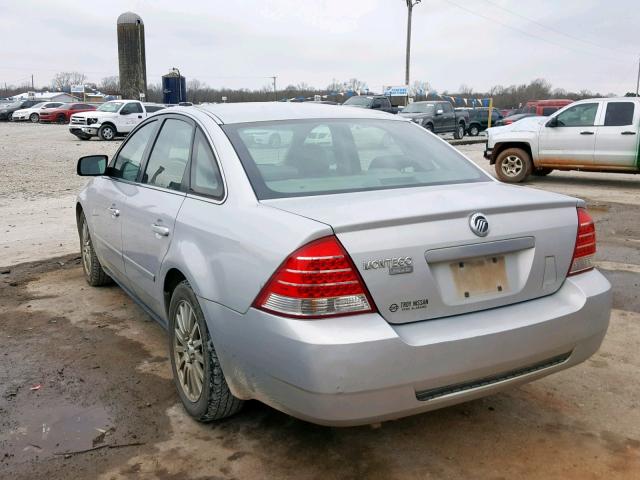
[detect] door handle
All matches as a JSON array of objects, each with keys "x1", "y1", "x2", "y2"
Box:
[
  {"x1": 580, "y1": 131, "x2": 594, "y2": 135},
  {"x1": 621, "y1": 131, "x2": 636, "y2": 135},
  {"x1": 152, "y1": 224, "x2": 170, "y2": 236},
  {"x1": 108, "y1": 207, "x2": 120, "y2": 218},
  {"x1": 137, "y1": 115, "x2": 142, "y2": 118}
]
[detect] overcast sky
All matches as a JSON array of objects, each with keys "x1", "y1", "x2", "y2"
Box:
[{"x1": 1, "y1": 0, "x2": 639, "y2": 94}]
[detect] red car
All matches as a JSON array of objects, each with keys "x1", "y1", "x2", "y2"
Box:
[{"x1": 39, "y1": 103, "x2": 96, "y2": 124}]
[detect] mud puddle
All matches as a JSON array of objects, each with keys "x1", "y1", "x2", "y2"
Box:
[{"x1": 6, "y1": 401, "x2": 111, "y2": 458}]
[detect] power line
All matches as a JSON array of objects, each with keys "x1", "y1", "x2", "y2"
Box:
[
  {"x1": 480, "y1": 0, "x2": 637, "y2": 57},
  {"x1": 442, "y1": 0, "x2": 633, "y2": 65}
]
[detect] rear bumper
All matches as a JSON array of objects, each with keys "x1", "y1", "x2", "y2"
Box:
[{"x1": 200, "y1": 269, "x2": 611, "y2": 426}]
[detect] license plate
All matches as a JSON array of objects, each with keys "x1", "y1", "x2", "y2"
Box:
[{"x1": 450, "y1": 255, "x2": 509, "y2": 299}]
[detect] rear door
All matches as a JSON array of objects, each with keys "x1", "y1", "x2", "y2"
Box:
[
  {"x1": 538, "y1": 101, "x2": 602, "y2": 167},
  {"x1": 593, "y1": 100, "x2": 639, "y2": 169},
  {"x1": 121, "y1": 115, "x2": 193, "y2": 313}
]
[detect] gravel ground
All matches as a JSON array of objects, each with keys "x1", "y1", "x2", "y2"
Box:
[{"x1": 0, "y1": 120, "x2": 639, "y2": 479}]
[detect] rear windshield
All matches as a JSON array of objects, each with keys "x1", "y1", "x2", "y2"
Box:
[
  {"x1": 343, "y1": 97, "x2": 372, "y2": 107},
  {"x1": 222, "y1": 119, "x2": 489, "y2": 199}
]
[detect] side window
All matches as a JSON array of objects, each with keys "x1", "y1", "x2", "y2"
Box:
[
  {"x1": 122, "y1": 102, "x2": 143, "y2": 114},
  {"x1": 190, "y1": 129, "x2": 224, "y2": 199},
  {"x1": 555, "y1": 103, "x2": 598, "y2": 127},
  {"x1": 371, "y1": 99, "x2": 383, "y2": 109},
  {"x1": 111, "y1": 121, "x2": 157, "y2": 181},
  {"x1": 604, "y1": 102, "x2": 634, "y2": 126},
  {"x1": 442, "y1": 103, "x2": 453, "y2": 113},
  {"x1": 142, "y1": 118, "x2": 193, "y2": 191}
]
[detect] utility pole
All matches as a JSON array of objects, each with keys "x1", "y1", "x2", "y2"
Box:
[
  {"x1": 404, "y1": 0, "x2": 421, "y2": 87},
  {"x1": 31, "y1": 74, "x2": 34, "y2": 90},
  {"x1": 271, "y1": 76, "x2": 277, "y2": 101}
]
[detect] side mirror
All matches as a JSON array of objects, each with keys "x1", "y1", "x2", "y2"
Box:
[
  {"x1": 546, "y1": 117, "x2": 558, "y2": 128},
  {"x1": 77, "y1": 155, "x2": 108, "y2": 176},
  {"x1": 436, "y1": 109, "x2": 444, "y2": 115}
]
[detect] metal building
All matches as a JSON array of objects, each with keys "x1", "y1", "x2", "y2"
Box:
[
  {"x1": 162, "y1": 69, "x2": 187, "y2": 104},
  {"x1": 117, "y1": 12, "x2": 147, "y2": 100}
]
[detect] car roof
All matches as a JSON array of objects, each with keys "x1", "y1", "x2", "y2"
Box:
[{"x1": 194, "y1": 102, "x2": 404, "y2": 125}]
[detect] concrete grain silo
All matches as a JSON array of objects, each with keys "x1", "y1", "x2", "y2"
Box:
[{"x1": 117, "y1": 12, "x2": 147, "y2": 100}]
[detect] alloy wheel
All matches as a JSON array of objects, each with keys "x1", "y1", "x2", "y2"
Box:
[
  {"x1": 102, "y1": 127, "x2": 114, "y2": 140},
  {"x1": 173, "y1": 300, "x2": 205, "y2": 402},
  {"x1": 501, "y1": 155, "x2": 524, "y2": 177}
]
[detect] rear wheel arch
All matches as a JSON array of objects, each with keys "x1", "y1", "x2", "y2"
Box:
[{"x1": 164, "y1": 268, "x2": 187, "y2": 318}]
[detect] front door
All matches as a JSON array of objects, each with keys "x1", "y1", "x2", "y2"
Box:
[
  {"x1": 594, "y1": 100, "x2": 639, "y2": 169},
  {"x1": 117, "y1": 102, "x2": 145, "y2": 133},
  {"x1": 87, "y1": 177, "x2": 127, "y2": 276},
  {"x1": 91, "y1": 119, "x2": 160, "y2": 278},
  {"x1": 538, "y1": 101, "x2": 601, "y2": 167},
  {"x1": 121, "y1": 116, "x2": 193, "y2": 314}
]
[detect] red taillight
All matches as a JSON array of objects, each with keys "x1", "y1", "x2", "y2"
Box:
[
  {"x1": 568, "y1": 208, "x2": 596, "y2": 276},
  {"x1": 253, "y1": 236, "x2": 376, "y2": 318}
]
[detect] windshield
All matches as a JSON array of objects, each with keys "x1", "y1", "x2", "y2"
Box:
[
  {"x1": 97, "y1": 102, "x2": 124, "y2": 113},
  {"x1": 343, "y1": 96, "x2": 372, "y2": 107},
  {"x1": 3, "y1": 102, "x2": 20, "y2": 108},
  {"x1": 403, "y1": 102, "x2": 434, "y2": 114},
  {"x1": 29, "y1": 102, "x2": 46, "y2": 109},
  {"x1": 222, "y1": 119, "x2": 488, "y2": 199}
]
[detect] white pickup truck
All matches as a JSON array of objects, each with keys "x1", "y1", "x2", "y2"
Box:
[
  {"x1": 69, "y1": 100, "x2": 165, "y2": 141},
  {"x1": 484, "y1": 97, "x2": 640, "y2": 182}
]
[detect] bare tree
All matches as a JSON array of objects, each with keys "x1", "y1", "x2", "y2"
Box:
[
  {"x1": 51, "y1": 71, "x2": 87, "y2": 91},
  {"x1": 99, "y1": 76, "x2": 120, "y2": 94}
]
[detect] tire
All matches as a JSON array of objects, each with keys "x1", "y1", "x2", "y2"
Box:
[
  {"x1": 532, "y1": 167, "x2": 553, "y2": 176},
  {"x1": 56, "y1": 115, "x2": 66, "y2": 124},
  {"x1": 79, "y1": 212, "x2": 112, "y2": 286},
  {"x1": 7, "y1": 113, "x2": 13, "y2": 122},
  {"x1": 268, "y1": 133, "x2": 281, "y2": 147},
  {"x1": 98, "y1": 124, "x2": 116, "y2": 141},
  {"x1": 468, "y1": 125, "x2": 480, "y2": 136},
  {"x1": 30, "y1": 113, "x2": 39, "y2": 123},
  {"x1": 453, "y1": 123, "x2": 465, "y2": 139},
  {"x1": 425, "y1": 123, "x2": 434, "y2": 132},
  {"x1": 77, "y1": 134, "x2": 91, "y2": 141},
  {"x1": 169, "y1": 281, "x2": 244, "y2": 422},
  {"x1": 495, "y1": 148, "x2": 532, "y2": 183}
]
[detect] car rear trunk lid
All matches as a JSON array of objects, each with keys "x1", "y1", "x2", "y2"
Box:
[{"x1": 261, "y1": 182, "x2": 580, "y2": 324}]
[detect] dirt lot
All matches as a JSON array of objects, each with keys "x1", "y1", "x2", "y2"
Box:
[{"x1": 1, "y1": 122, "x2": 639, "y2": 479}]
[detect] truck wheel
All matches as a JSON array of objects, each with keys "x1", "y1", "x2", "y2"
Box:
[
  {"x1": 532, "y1": 167, "x2": 553, "y2": 176},
  {"x1": 495, "y1": 148, "x2": 532, "y2": 183},
  {"x1": 425, "y1": 123, "x2": 434, "y2": 132},
  {"x1": 77, "y1": 133, "x2": 91, "y2": 141},
  {"x1": 453, "y1": 123, "x2": 465, "y2": 139},
  {"x1": 98, "y1": 124, "x2": 116, "y2": 141},
  {"x1": 30, "y1": 113, "x2": 39, "y2": 123},
  {"x1": 169, "y1": 280, "x2": 244, "y2": 422},
  {"x1": 469, "y1": 125, "x2": 480, "y2": 136}
]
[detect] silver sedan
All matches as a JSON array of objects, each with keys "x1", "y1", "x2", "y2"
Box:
[{"x1": 76, "y1": 103, "x2": 611, "y2": 426}]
